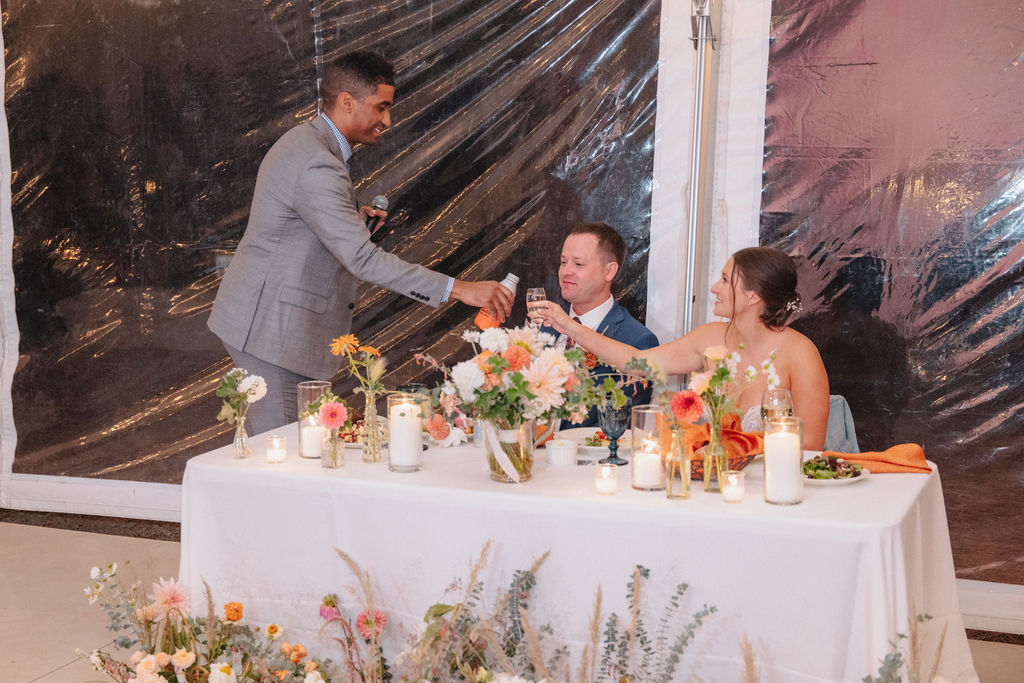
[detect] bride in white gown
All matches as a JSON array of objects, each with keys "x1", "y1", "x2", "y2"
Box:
[{"x1": 535, "y1": 247, "x2": 830, "y2": 450}]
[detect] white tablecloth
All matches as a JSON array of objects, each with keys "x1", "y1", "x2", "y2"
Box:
[{"x1": 180, "y1": 436, "x2": 978, "y2": 682}]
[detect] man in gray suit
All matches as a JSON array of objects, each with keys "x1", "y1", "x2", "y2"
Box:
[{"x1": 209, "y1": 51, "x2": 512, "y2": 433}]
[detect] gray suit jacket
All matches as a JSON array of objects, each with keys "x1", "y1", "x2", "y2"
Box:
[{"x1": 208, "y1": 115, "x2": 449, "y2": 379}]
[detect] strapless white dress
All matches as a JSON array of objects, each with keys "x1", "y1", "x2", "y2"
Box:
[{"x1": 740, "y1": 405, "x2": 762, "y2": 432}]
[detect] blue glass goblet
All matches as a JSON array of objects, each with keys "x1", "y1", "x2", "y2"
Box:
[{"x1": 597, "y1": 402, "x2": 631, "y2": 466}]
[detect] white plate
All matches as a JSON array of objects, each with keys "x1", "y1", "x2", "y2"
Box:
[
  {"x1": 805, "y1": 469, "x2": 870, "y2": 486},
  {"x1": 554, "y1": 427, "x2": 633, "y2": 457}
]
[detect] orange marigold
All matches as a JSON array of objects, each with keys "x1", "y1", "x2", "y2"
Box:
[
  {"x1": 223, "y1": 601, "x2": 243, "y2": 621},
  {"x1": 330, "y1": 334, "x2": 359, "y2": 356},
  {"x1": 358, "y1": 344, "x2": 381, "y2": 357},
  {"x1": 584, "y1": 351, "x2": 599, "y2": 370}
]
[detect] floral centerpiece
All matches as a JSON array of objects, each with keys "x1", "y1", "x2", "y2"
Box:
[
  {"x1": 215, "y1": 367, "x2": 267, "y2": 458},
  {"x1": 80, "y1": 562, "x2": 333, "y2": 683},
  {"x1": 330, "y1": 334, "x2": 387, "y2": 463},
  {"x1": 418, "y1": 325, "x2": 598, "y2": 482},
  {"x1": 665, "y1": 346, "x2": 772, "y2": 490}
]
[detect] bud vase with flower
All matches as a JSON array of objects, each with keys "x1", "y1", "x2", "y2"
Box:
[
  {"x1": 215, "y1": 367, "x2": 268, "y2": 459},
  {"x1": 330, "y1": 334, "x2": 388, "y2": 463}
]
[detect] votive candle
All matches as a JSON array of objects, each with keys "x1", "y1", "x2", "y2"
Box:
[
  {"x1": 595, "y1": 463, "x2": 618, "y2": 494},
  {"x1": 266, "y1": 434, "x2": 287, "y2": 464},
  {"x1": 721, "y1": 470, "x2": 745, "y2": 503}
]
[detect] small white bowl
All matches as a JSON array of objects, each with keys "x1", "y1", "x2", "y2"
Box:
[{"x1": 546, "y1": 439, "x2": 578, "y2": 465}]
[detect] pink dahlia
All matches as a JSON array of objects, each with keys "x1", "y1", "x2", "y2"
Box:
[
  {"x1": 427, "y1": 414, "x2": 451, "y2": 441},
  {"x1": 148, "y1": 577, "x2": 190, "y2": 615},
  {"x1": 670, "y1": 390, "x2": 705, "y2": 424},
  {"x1": 356, "y1": 609, "x2": 387, "y2": 639},
  {"x1": 318, "y1": 402, "x2": 348, "y2": 430},
  {"x1": 522, "y1": 356, "x2": 567, "y2": 411}
]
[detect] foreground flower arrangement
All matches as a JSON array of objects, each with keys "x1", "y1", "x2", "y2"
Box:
[{"x1": 82, "y1": 552, "x2": 946, "y2": 683}]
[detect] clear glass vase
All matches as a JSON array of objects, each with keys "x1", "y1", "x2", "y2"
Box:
[
  {"x1": 321, "y1": 433, "x2": 343, "y2": 469},
  {"x1": 702, "y1": 414, "x2": 727, "y2": 492},
  {"x1": 665, "y1": 431, "x2": 690, "y2": 499},
  {"x1": 361, "y1": 392, "x2": 382, "y2": 463},
  {"x1": 481, "y1": 420, "x2": 534, "y2": 483},
  {"x1": 232, "y1": 416, "x2": 251, "y2": 459}
]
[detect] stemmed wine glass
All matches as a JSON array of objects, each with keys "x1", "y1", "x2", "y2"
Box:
[
  {"x1": 597, "y1": 402, "x2": 631, "y2": 466},
  {"x1": 526, "y1": 287, "x2": 547, "y2": 330},
  {"x1": 761, "y1": 388, "x2": 794, "y2": 427}
]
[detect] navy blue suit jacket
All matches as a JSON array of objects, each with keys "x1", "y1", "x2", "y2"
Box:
[{"x1": 547, "y1": 301, "x2": 660, "y2": 427}]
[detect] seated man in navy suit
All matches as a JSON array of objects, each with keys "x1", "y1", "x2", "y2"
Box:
[{"x1": 548, "y1": 222, "x2": 659, "y2": 427}]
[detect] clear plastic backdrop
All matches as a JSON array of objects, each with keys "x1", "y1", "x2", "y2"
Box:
[
  {"x1": 5, "y1": 0, "x2": 659, "y2": 482},
  {"x1": 763, "y1": 0, "x2": 1024, "y2": 585}
]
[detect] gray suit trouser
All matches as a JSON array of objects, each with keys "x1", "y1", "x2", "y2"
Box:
[{"x1": 224, "y1": 343, "x2": 314, "y2": 435}]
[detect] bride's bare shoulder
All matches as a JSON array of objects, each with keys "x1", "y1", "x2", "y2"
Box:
[{"x1": 779, "y1": 326, "x2": 823, "y2": 359}]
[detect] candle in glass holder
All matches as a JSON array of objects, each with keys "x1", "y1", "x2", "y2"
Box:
[
  {"x1": 266, "y1": 434, "x2": 287, "y2": 464},
  {"x1": 299, "y1": 418, "x2": 327, "y2": 460},
  {"x1": 632, "y1": 439, "x2": 665, "y2": 490},
  {"x1": 764, "y1": 416, "x2": 803, "y2": 505},
  {"x1": 595, "y1": 463, "x2": 618, "y2": 494},
  {"x1": 721, "y1": 470, "x2": 745, "y2": 502},
  {"x1": 387, "y1": 393, "x2": 423, "y2": 472}
]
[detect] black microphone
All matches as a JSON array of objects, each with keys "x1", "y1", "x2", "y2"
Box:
[{"x1": 365, "y1": 195, "x2": 388, "y2": 234}]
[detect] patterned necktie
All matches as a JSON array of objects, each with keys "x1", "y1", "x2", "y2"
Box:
[{"x1": 567, "y1": 316, "x2": 582, "y2": 348}]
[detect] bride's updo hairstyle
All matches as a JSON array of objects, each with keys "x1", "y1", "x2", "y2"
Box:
[{"x1": 732, "y1": 247, "x2": 801, "y2": 329}]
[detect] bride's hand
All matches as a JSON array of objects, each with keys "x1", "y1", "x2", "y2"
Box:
[{"x1": 535, "y1": 301, "x2": 575, "y2": 335}]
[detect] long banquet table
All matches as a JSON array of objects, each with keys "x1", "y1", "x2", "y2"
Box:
[{"x1": 180, "y1": 435, "x2": 978, "y2": 682}]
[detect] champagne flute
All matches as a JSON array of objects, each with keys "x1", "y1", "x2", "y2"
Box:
[
  {"x1": 526, "y1": 287, "x2": 547, "y2": 330},
  {"x1": 761, "y1": 388, "x2": 794, "y2": 425}
]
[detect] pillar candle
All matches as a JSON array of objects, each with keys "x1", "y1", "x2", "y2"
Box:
[
  {"x1": 631, "y1": 443, "x2": 665, "y2": 490},
  {"x1": 388, "y1": 402, "x2": 422, "y2": 469},
  {"x1": 764, "y1": 431, "x2": 803, "y2": 504},
  {"x1": 300, "y1": 424, "x2": 327, "y2": 460}
]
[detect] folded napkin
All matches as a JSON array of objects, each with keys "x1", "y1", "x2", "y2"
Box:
[
  {"x1": 682, "y1": 414, "x2": 764, "y2": 462},
  {"x1": 822, "y1": 443, "x2": 932, "y2": 474}
]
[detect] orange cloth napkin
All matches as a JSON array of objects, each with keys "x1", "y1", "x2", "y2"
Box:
[
  {"x1": 681, "y1": 414, "x2": 764, "y2": 462},
  {"x1": 822, "y1": 443, "x2": 932, "y2": 474}
]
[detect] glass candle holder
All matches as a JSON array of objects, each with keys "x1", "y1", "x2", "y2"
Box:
[
  {"x1": 266, "y1": 434, "x2": 287, "y2": 464},
  {"x1": 764, "y1": 416, "x2": 803, "y2": 505},
  {"x1": 297, "y1": 380, "x2": 331, "y2": 458},
  {"x1": 721, "y1": 469, "x2": 745, "y2": 503},
  {"x1": 594, "y1": 462, "x2": 618, "y2": 494},
  {"x1": 387, "y1": 393, "x2": 423, "y2": 472},
  {"x1": 630, "y1": 404, "x2": 669, "y2": 491}
]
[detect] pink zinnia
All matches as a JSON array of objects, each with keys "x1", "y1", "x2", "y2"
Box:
[
  {"x1": 670, "y1": 390, "x2": 705, "y2": 424},
  {"x1": 356, "y1": 609, "x2": 387, "y2": 639},
  {"x1": 318, "y1": 402, "x2": 348, "y2": 430},
  {"x1": 148, "y1": 577, "x2": 190, "y2": 615}
]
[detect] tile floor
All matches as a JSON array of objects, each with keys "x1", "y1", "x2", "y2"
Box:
[{"x1": 1, "y1": 520, "x2": 1022, "y2": 682}]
